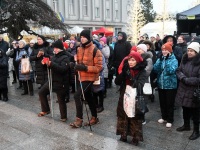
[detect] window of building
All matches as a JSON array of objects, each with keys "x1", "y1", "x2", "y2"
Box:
[
  {"x1": 106, "y1": 9, "x2": 110, "y2": 18},
  {"x1": 83, "y1": 0, "x2": 88, "y2": 16},
  {"x1": 115, "y1": 10, "x2": 119, "y2": 19},
  {"x1": 115, "y1": 28, "x2": 121, "y2": 35},
  {"x1": 95, "y1": 7, "x2": 100, "y2": 18},
  {"x1": 69, "y1": 0, "x2": 74, "y2": 15}
]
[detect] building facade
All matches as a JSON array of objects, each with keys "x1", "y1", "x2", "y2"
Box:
[{"x1": 42, "y1": 0, "x2": 132, "y2": 35}]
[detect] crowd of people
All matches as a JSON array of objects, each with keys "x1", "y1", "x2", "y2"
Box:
[{"x1": 0, "y1": 30, "x2": 200, "y2": 146}]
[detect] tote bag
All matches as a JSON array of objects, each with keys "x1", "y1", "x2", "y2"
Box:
[
  {"x1": 143, "y1": 77, "x2": 152, "y2": 95},
  {"x1": 123, "y1": 85, "x2": 137, "y2": 118},
  {"x1": 21, "y1": 58, "x2": 31, "y2": 74}
]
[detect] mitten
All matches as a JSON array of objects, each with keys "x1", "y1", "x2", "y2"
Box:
[{"x1": 75, "y1": 63, "x2": 88, "y2": 71}]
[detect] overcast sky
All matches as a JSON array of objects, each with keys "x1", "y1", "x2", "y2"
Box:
[{"x1": 152, "y1": 0, "x2": 193, "y2": 13}]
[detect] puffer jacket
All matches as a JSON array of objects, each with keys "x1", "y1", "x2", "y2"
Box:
[
  {"x1": 153, "y1": 53, "x2": 178, "y2": 89},
  {"x1": 50, "y1": 51, "x2": 70, "y2": 92},
  {"x1": 30, "y1": 42, "x2": 53, "y2": 85},
  {"x1": 77, "y1": 41, "x2": 103, "y2": 82},
  {"x1": 175, "y1": 53, "x2": 200, "y2": 108}
]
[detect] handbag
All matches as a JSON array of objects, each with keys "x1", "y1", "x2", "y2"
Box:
[
  {"x1": 21, "y1": 57, "x2": 31, "y2": 74},
  {"x1": 123, "y1": 85, "x2": 137, "y2": 118},
  {"x1": 193, "y1": 85, "x2": 200, "y2": 104},
  {"x1": 143, "y1": 77, "x2": 152, "y2": 95},
  {"x1": 136, "y1": 83, "x2": 149, "y2": 115}
]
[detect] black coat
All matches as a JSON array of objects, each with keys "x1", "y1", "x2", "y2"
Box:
[
  {"x1": 115, "y1": 61, "x2": 148, "y2": 118},
  {"x1": 177, "y1": 42, "x2": 187, "y2": 54},
  {"x1": 30, "y1": 42, "x2": 53, "y2": 85},
  {"x1": 0, "y1": 50, "x2": 8, "y2": 89},
  {"x1": 50, "y1": 51, "x2": 70, "y2": 92},
  {"x1": 176, "y1": 53, "x2": 200, "y2": 108},
  {"x1": 113, "y1": 32, "x2": 132, "y2": 68},
  {"x1": 0, "y1": 39, "x2": 9, "y2": 53}
]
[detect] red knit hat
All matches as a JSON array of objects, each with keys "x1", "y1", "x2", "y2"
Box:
[
  {"x1": 128, "y1": 51, "x2": 143, "y2": 63},
  {"x1": 63, "y1": 42, "x2": 69, "y2": 50},
  {"x1": 162, "y1": 42, "x2": 173, "y2": 53},
  {"x1": 131, "y1": 46, "x2": 137, "y2": 52}
]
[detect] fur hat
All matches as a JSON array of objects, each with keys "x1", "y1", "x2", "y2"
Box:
[
  {"x1": 163, "y1": 35, "x2": 177, "y2": 45},
  {"x1": 93, "y1": 34, "x2": 99, "y2": 40},
  {"x1": 137, "y1": 44, "x2": 147, "y2": 52},
  {"x1": 188, "y1": 42, "x2": 199, "y2": 53},
  {"x1": 52, "y1": 39, "x2": 64, "y2": 50},
  {"x1": 162, "y1": 42, "x2": 173, "y2": 53},
  {"x1": 100, "y1": 37, "x2": 107, "y2": 44},
  {"x1": 80, "y1": 30, "x2": 91, "y2": 41},
  {"x1": 128, "y1": 51, "x2": 143, "y2": 63}
]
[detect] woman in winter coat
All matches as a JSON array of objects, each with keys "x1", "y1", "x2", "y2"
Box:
[
  {"x1": 0, "y1": 49, "x2": 8, "y2": 101},
  {"x1": 16, "y1": 40, "x2": 34, "y2": 96},
  {"x1": 30, "y1": 35, "x2": 53, "y2": 89},
  {"x1": 177, "y1": 35, "x2": 187, "y2": 55},
  {"x1": 38, "y1": 40, "x2": 70, "y2": 121},
  {"x1": 175, "y1": 42, "x2": 200, "y2": 140},
  {"x1": 153, "y1": 42, "x2": 178, "y2": 128},
  {"x1": 115, "y1": 52, "x2": 147, "y2": 146}
]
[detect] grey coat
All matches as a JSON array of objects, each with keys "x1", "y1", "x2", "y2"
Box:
[{"x1": 175, "y1": 53, "x2": 200, "y2": 108}]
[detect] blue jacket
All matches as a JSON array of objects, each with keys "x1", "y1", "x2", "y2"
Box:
[{"x1": 153, "y1": 53, "x2": 178, "y2": 89}]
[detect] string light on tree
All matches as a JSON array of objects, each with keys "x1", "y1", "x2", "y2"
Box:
[{"x1": 126, "y1": 0, "x2": 145, "y2": 44}]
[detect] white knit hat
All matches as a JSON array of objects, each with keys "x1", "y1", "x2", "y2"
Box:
[
  {"x1": 188, "y1": 42, "x2": 200, "y2": 53},
  {"x1": 137, "y1": 44, "x2": 147, "y2": 52}
]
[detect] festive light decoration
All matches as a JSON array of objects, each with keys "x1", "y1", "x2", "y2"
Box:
[{"x1": 126, "y1": 0, "x2": 145, "y2": 44}]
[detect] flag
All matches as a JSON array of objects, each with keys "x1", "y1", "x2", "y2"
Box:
[{"x1": 57, "y1": 12, "x2": 64, "y2": 23}]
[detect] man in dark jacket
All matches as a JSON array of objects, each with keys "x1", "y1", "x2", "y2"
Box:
[
  {"x1": 0, "y1": 49, "x2": 8, "y2": 101},
  {"x1": 30, "y1": 35, "x2": 53, "y2": 89},
  {"x1": 113, "y1": 32, "x2": 132, "y2": 76},
  {"x1": 37, "y1": 39, "x2": 70, "y2": 121}
]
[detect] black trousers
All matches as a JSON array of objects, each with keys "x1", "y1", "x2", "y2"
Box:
[
  {"x1": 22, "y1": 80, "x2": 33, "y2": 93},
  {"x1": 74, "y1": 81, "x2": 97, "y2": 119},
  {"x1": 93, "y1": 90, "x2": 104, "y2": 108},
  {"x1": 38, "y1": 82, "x2": 67, "y2": 119},
  {"x1": 158, "y1": 89, "x2": 177, "y2": 123},
  {"x1": 0, "y1": 88, "x2": 8, "y2": 99},
  {"x1": 182, "y1": 106, "x2": 200, "y2": 126}
]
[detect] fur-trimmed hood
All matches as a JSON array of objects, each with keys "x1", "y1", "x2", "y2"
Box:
[
  {"x1": 182, "y1": 53, "x2": 200, "y2": 66},
  {"x1": 34, "y1": 41, "x2": 49, "y2": 49}
]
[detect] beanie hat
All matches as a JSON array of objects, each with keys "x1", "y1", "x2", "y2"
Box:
[
  {"x1": 128, "y1": 51, "x2": 143, "y2": 63},
  {"x1": 187, "y1": 42, "x2": 200, "y2": 53},
  {"x1": 52, "y1": 39, "x2": 64, "y2": 50},
  {"x1": 93, "y1": 34, "x2": 99, "y2": 40},
  {"x1": 63, "y1": 42, "x2": 68, "y2": 49},
  {"x1": 38, "y1": 35, "x2": 46, "y2": 42},
  {"x1": 162, "y1": 42, "x2": 173, "y2": 53},
  {"x1": 100, "y1": 37, "x2": 107, "y2": 44},
  {"x1": 30, "y1": 39, "x2": 35, "y2": 44},
  {"x1": 80, "y1": 29, "x2": 91, "y2": 41},
  {"x1": 131, "y1": 46, "x2": 137, "y2": 52},
  {"x1": 137, "y1": 44, "x2": 147, "y2": 52}
]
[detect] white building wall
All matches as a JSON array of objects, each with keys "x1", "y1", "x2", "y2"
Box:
[{"x1": 44, "y1": 0, "x2": 131, "y2": 33}]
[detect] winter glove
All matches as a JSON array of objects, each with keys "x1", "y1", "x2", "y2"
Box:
[
  {"x1": 181, "y1": 77, "x2": 187, "y2": 85},
  {"x1": 75, "y1": 63, "x2": 88, "y2": 71}
]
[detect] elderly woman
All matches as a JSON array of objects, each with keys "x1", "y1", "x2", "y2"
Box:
[
  {"x1": 153, "y1": 42, "x2": 178, "y2": 128},
  {"x1": 176, "y1": 42, "x2": 200, "y2": 140},
  {"x1": 16, "y1": 40, "x2": 34, "y2": 96},
  {"x1": 115, "y1": 52, "x2": 147, "y2": 146}
]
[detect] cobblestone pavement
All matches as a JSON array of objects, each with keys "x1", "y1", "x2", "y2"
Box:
[{"x1": 0, "y1": 74, "x2": 200, "y2": 150}]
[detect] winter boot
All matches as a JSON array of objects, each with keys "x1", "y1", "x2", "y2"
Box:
[
  {"x1": 189, "y1": 124, "x2": 200, "y2": 140},
  {"x1": 176, "y1": 120, "x2": 190, "y2": 132}
]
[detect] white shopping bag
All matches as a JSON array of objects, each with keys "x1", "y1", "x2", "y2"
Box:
[
  {"x1": 123, "y1": 85, "x2": 137, "y2": 118},
  {"x1": 143, "y1": 77, "x2": 152, "y2": 95}
]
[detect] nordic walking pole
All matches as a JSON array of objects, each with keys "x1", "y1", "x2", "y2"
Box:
[
  {"x1": 47, "y1": 67, "x2": 54, "y2": 118},
  {"x1": 77, "y1": 70, "x2": 92, "y2": 132}
]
